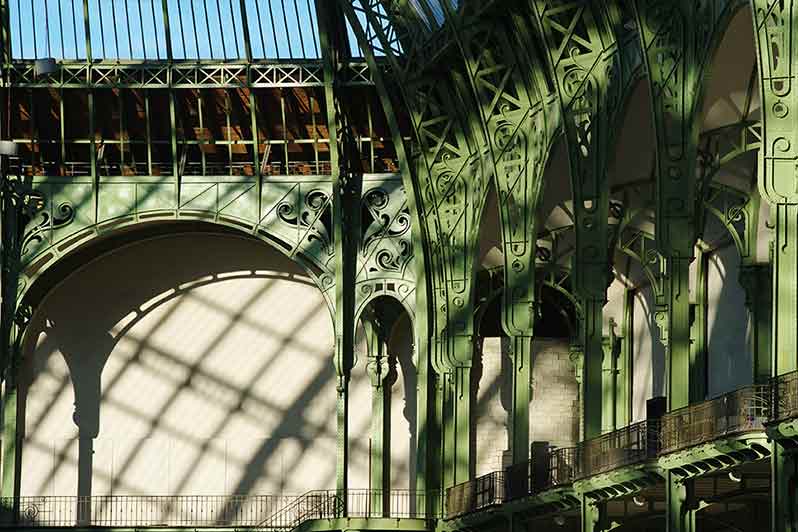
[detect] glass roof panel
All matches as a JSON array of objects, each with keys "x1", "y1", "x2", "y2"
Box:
[{"x1": 10, "y1": 0, "x2": 321, "y2": 60}]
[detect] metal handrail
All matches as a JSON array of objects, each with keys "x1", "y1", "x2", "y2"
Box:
[
  {"x1": 577, "y1": 420, "x2": 660, "y2": 479},
  {"x1": 772, "y1": 371, "x2": 798, "y2": 422},
  {"x1": 445, "y1": 471, "x2": 505, "y2": 519},
  {"x1": 660, "y1": 384, "x2": 771, "y2": 455},
  {"x1": 3, "y1": 490, "x2": 435, "y2": 528}
]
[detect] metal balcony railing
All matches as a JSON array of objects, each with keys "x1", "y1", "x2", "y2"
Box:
[
  {"x1": 546, "y1": 446, "x2": 580, "y2": 489},
  {"x1": 3, "y1": 490, "x2": 435, "y2": 528},
  {"x1": 445, "y1": 471, "x2": 505, "y2": 519},
  {"x1": 659, "y1": 384, "x2": 771, "y2": 455},
  {"x1": 577, "y1": 420, "x2": 660, "y2": 479},
  {"x1": 772, "y1": 371, "x2": 798, "y2": 422}
]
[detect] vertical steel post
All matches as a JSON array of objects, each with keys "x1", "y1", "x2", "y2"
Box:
[{"x1": 751, "y1": 2, "x2": 798, "y2": 530}]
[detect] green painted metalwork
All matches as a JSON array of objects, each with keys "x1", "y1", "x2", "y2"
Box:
[
  {"x1": 342, "y1": 0, "x2": 494, "y2": 492},
  {"x1": 633, "y1": 0, "x2": 746, "y2": 410},
  {"x1": 529, "y1": 0, "x2": 624, "y2": 441},
  {"x1": 0, "y1": 173, "x2": 42, "y2": 506},
  {"x1": 436, "y1": 1, "x2": 560, "y2": 470},
  {"x1": 751, "y1": 2, "x2": 798, "y2": 530},
  {"x1": 740, "y1": 263, "x2": 773, "y2": 384},
  {"x1": 0, "y1": 1, "x2": 791, "y2": 530}
]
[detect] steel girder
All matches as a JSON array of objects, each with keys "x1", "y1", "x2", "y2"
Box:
[
  {"x1": 527, "y1": 4, "x2": 627, "y2": 530},
  {"x1": 632, "y1": 4, "x2": 748, "y2": 529},
  {"x1": 632, "y1": 0, "x2": 746, "y2": 414},
  {"x1": 751, "y1": 1, "x2": 798, "y2": 531},
  {"x1": 342, "y1": 0, "x2": 495, "y2": 494},
  {"x1": 529, "y1": 0, "x2": 625, "y2": 451},
  {"x1": 434, "y1": 2, "x2": 560, "y2": 472}
]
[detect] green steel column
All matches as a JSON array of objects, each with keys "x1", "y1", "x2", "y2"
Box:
[
  {"x1": 657, "y1": 254, "x2": 696, "y2": 411},
  {"x1": 0, "y1": 174, "x2": 39, "y2": 514},
  {"x1": 751, "y1": 2, "x2": 798, "y2": 529},
  {"x1": 617, "y1": 290, "x2": 634, "y2": 428},
  {"x1": 771, "y1": 205, "x2": 798, "y2": 377},
  {"x1": 442, "y1": 371, "x2": 455, "y2": 490},
  {"x1": 583, "y1": 298, "x2": 605, "y2": 440},
  {"x1": 316, "y1": 1, "x2": 357, "y2": 508},
  {"x1": 690, "y1": 249, "x2": 709, "y2": 399},
  {"x1": 740, "y1": 263, "x2": 772, "y2": 384},
  {"x1": 440, "y1": 363, "x2": 472, "y2": 489},
  {"x1": 569, "y1": 342, "x2": 585, "y2": 442},
  {"x1": 336, "y1": 3, "x2": 437, "y2": 514},
  {"x1": 510, "y1": 336, "x2": 531, "y2": 464},
  {"x1": 530, "y1": 0, "x2": 623, "y2": 442},
  {"x1": 633, "y1": 5, "x2": 739, "y2": 529},
  {"x1": 452, "y1": 362, "x2": 471, "y2": 487},
  {"x1": 582, "y1": 497, "x2": 606, "y2": 532},
  {"x1": 633, "y1": 0, "x2": 733, "y2": 411},
  {"x1": 364, "y1": 316, "x2": 390, "y2": 516},
  {"x1": 601, "y1": 322, "x2": 619, "y2": 433},
  {"x1": 440, "y1": 5, "x2": 558, "y2": 471},
  {"x1": 771, "y1": 204, "x2": 798, "y2": 532},
  {"x1": 0, "y1": 363, "x2": 16, "y2": 501},
  {"x1": 772, "y1": 445, "x2": 798, "y2": 532},
  {"x1": 667, "y1": 475, "x2": 697, "y2": 532}
]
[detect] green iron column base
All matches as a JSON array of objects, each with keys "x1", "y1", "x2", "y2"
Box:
[
  {"x1": 581, "y1": 496, "x2": 606, "y2": 532},
  {"x1": 336, "y1": 376, "x2": 349, "y2": 517},
  {"x1": 583, "y1": 298, "x2": 605, "y2": 440},
  {"x1": 666, "y1": 473, "x2": 697, "y2": 532},
  {"x1": 511, "y1": 335, "x2": 531, "y2": 466},
  {"x1": 0, "y1": 373, "x2": 18, "y2": 524},
  {"x1": 772, "y1": 444, "x2": 798, "y2": 532}
]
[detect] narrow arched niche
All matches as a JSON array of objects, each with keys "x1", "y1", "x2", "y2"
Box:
[{"x1": 348, "y1": 295, "x2": 416, "y2": 495}]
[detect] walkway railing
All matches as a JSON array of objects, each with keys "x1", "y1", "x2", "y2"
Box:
[
  {"x1": 659, "y1": 384, "x2": 770, "y2": 455},
  {"x1": 2, "y1": 490, "x2": 434, "y2": 528},
  {"x1": 578, "y1": 420, "x2": 660, "y2": 478},
  {"x1": 441, "y1": 377, "x2": 796, "y2": 520},
  {"x1": 445, "y1": 471, "x2": 504, "y2": 519},
  {"x1": 772, "y1": 371, "x2": 798, "y2": 422}
]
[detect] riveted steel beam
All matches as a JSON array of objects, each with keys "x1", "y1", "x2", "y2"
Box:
[
  {"x1": 751, "y1": 2, "x2": 798, "y2": 530},
  {"x1": 529, "y1": 0, "x2": 624, "y2": 441},
  {"x1": 316, "y1": 1, "x2": 361, "y2": 506},
  {"x1": 0, "y1": 173, "x2": 42, "y2": 516},
  {"x1": 632, "y1": 0, "x2": 745, "y2": 412},
  {"x1": 437, "y1": 1, "x2": 560, "y2": 470}
]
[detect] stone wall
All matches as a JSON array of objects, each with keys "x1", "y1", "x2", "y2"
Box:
[{"x1": 474, "y1": 337, "x2": 578, "y2": 477}]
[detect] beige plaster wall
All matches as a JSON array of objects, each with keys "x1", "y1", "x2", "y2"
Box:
[
  {"x1": 474, "y1": 337, "x2": 577, "y2": 476},
  {"x1": 631, "y1": 288, "x2": 665, "y2": 422},
  {"x1": 707, "y1": 245, "x2": 752, "y2": 396},
  {"x1": 20, "y1": 232, "x2": 345, "y2": 498}
]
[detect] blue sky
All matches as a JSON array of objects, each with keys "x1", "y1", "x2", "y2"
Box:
[{"x1": 9, "y1": 0, "x2": 352, "y2": 60}]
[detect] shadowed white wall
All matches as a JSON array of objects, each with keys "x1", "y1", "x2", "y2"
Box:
[
  {"x1": 707, "y1": 245, "x2": 752, "y2": 396},
  {"x1": 21, "y1": 232, "x2": 341, "y2": 498},
  {"x1": 631, "y1": 288, "x2": 664, "y2": 422},
  {"x1": 474, "y1": 337, "x2": 577, "y2": 476}
]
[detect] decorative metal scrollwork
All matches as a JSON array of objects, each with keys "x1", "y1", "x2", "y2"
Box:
[
  {"x1": 360, "y1": 184, "x2": 413, "y2": 276},
  {"x1": 21, "y1": 202, "x2": 76, "y2": 256},
  {"x1": 275, "y1": 188, "x2": 334, "y2": 259}
]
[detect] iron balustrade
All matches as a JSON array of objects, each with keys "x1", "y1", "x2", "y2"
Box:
[
  {"x1": 6, "y1": 494, "x2": 295, "y2": 528},
  {"x1": 577, "y1": 420, "x2": 660, "y2": 479},
  {"x1": 659, "y1": 384, "x2": 771, "y2": 455},
  {"x1": 445, "y1": 471, "x2": 505, "y2": 519},
  {"x1": 772, "y1": 371, "x2": 798, "y2": 422},
  {"x1": 12, "y1": 380, "x2": 798, "y2": 526},
  {"x1": 548, "y1": 446, "x2": 580, "y2": 488},
  {"x1": 3, "y1": 490, "x2": 435, "y2": 528},
  {"x1": 499, "y1": 446, "x2": 581, "y2": 503}
]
